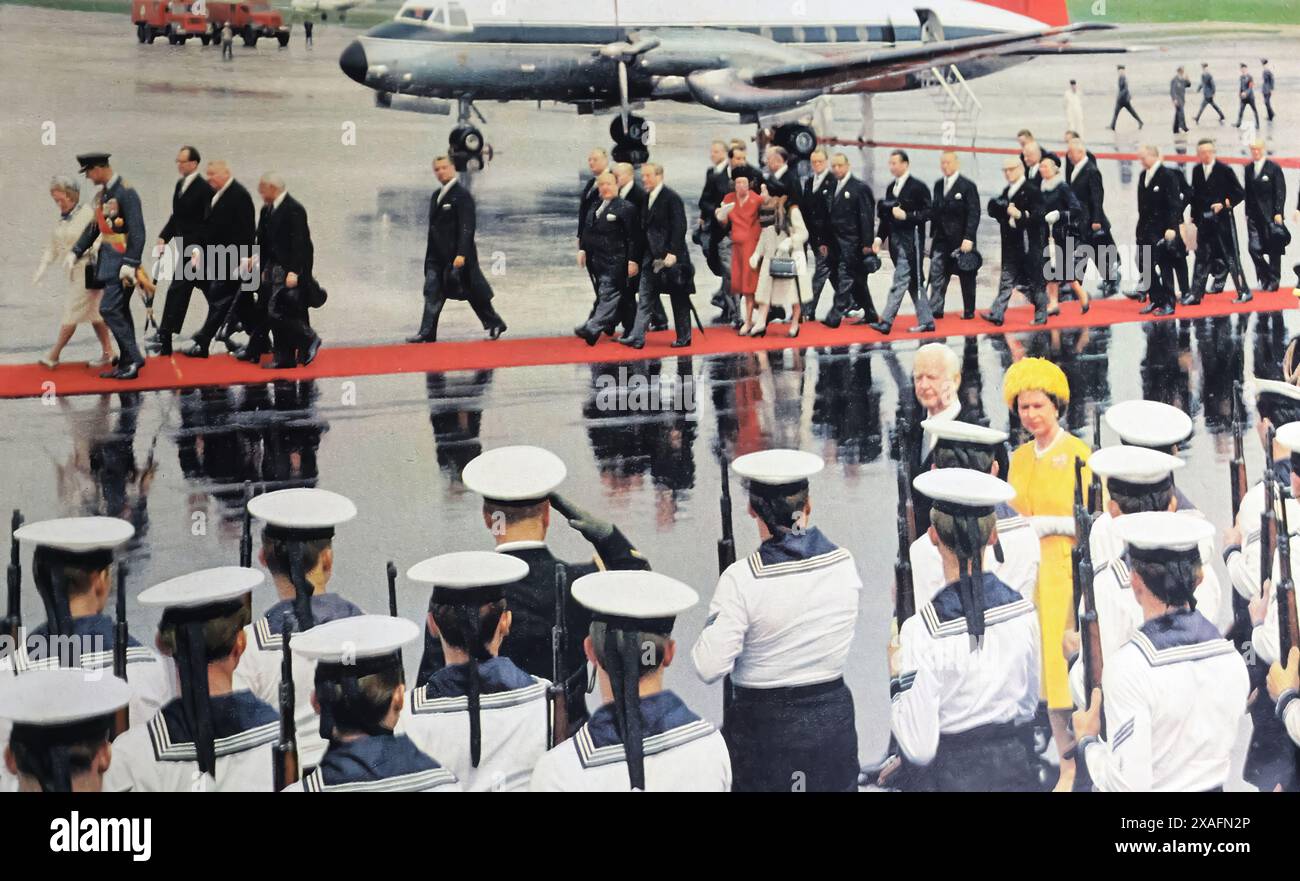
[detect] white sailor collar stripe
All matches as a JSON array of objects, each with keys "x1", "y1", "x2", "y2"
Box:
[
  {"x1": 1129, "y1": 632, "x2": 1236, "y2": 667},
  {"x1": 147, "y1": 715, "x2": 279, "y2": 763},
  {"x1": 995, "y1": 514, "x2": 1031, "y2": 532},
  {"x1": 746, "y1": 547, "x2": 851, "y2": 579},
  {"x1": 410, "y1": 680, "x2": 547, "y2": 715},
  {"x1": 12, "y1": 645, "x2": 155, "y2": 673},
  {"x1": 573, "y1": 718, "x2": 716, "y2": 769},
  {"x1": 300, "y1": 766, "x2": 459, "y2": 792},
  {"x1": 1108, "y1": 557, "x2": 1131, "y2": 589},
  {"x1": 921, "y1": 597, "x2": 1036, "y2": 639}
]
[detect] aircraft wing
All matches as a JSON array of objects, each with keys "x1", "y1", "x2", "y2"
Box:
[{"x1": 748, "y1": 22, "x2": 1115, "y2": 91}]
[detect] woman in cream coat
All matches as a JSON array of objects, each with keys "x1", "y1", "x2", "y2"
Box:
[
  {"x1": 749, "y1": 193, "x2": 808, "y2": 338},
  {"x1": 32, "y1": 176, "x2": 115, "y2": 369}
]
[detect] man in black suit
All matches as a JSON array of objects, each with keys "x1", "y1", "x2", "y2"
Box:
[
  {"x1": 1237, "y1": 63, "x2": 1260, "y2": 129},
  {"x1": 801, "y1": 148, "x2": 836, "y2": 319},
  {"x1": 155, "y1": 145, "x2": 214, "y2": 355},
  {"x1": 982, "y1": 156, "x2": 1045, "y2": 326},
  {"x1": 1107, "y1": 64, "x2": 1144, "y2": 131},
  {"x1": 763, "y1": 146, "x2": 799, "y2": 206},
  {"x1": 575, "y1": 172, "x2": 641, "y2": 345},
  {"x1": 1066, "y1": 138, "x2": 1120, "y2": 298},
  {"x1": 1187, "y1": 138, "x2": 1248, "y2": 304},
  {"x1": 619, "y1": 163, "x2": 694, "y2": 349},
  {"x1": 1262, "y1": 59, "x2": 1276, "y2": 122},
  {"x1": 613, "y1": 161, "x2": 665, "y2": 335},
  {"x1": 870, "y1": 150, "x2": 933, "y2": 335},
  {"x1": 254, "y1": 174, "x2": 321, "y2": 368},
  {"x1": 824, "y1": 152, "x2": 876, "y2": 328},
  {"x1": 926, "y1": 151, "x2": 981, "y2": 321},
  {"x1": 1135, "y1": 145, "x2": 1187, "y2": 316},
  {"x1": 904, "y1": 342, "x2": 982, "y2": 536},
  {"x1": 410, "y1": 155, "x2": 507, "y2": 345},
  {"x1": 1245, "y1": 137, "x2": 1287, "y2": 290},
  {"x1": 699, "y1": 141, "x2": 734, "y2": 319},
  {"x1": 1019, "y1": 134, "x2": 1059, "y2": 182},
  {"x1": 577, "y1": 148, "x2": 610, "y2": 314},
  {"x1": 183, "y1": 159, "x2": 257, "y2": 358}
]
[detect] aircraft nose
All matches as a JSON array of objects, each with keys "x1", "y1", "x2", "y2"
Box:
[{"x1": 339, "y1": 39, "x2": 367, "y2": 85}]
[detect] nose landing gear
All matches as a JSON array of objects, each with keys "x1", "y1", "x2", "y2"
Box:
[{"x1": 450, "y1": 97, "x2": 493, "y2": 172}]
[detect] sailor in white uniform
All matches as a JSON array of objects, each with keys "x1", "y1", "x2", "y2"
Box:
[
  {"x1": 1100, "y1": 399, "x2": 1199, "y2": 532},
  {"x1": 907, "y1": 420, "x2": 1040, "y2": 606},
  {"x1": 106, "y1": 567, "x2": 280, "y2": 792},
  {"x1": 1267, "y1": 646, "x2": 1300, "y2": 748},
  {"x1": 0, "y1": 516, "x2": 173, "y2": 792},
  {"x1": 1067, "y1": 446, "x2": 1223, "y2": 707},
  {"x1": 284, "y1": 615, "x2": 459, "y2": 792},
  {"x1": 692, "y1": 449, "x2": 861, "y2": 792},
  {"x1": 890, "y1": 468, "x2": 1041, "y2": 791},
  {"x1": 532, "y1": 571, "x2": 730, "y2": 791},
  {"x1": 1074, "y1": 512, "x2": 1249, "y2": 791},
  {"x1": 0, "y1": 668, "x2": 132, "y2": 792},
  {"x1": 233, "y1": 488, "x2": 364, "y2": 770},
  {"x1": 398, "y1": 552, "x2": 549, "y2": 792}
]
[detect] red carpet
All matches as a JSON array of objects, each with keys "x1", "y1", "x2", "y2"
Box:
[
  {"x1": 822, "y1": 138, "x2": 1300, "y2": 170},
  {"x1": 1, "y1": 288, "x2": 1291, "y2": 399}
]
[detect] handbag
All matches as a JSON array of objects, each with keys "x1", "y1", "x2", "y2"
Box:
[
  {"x1": 768, "y1": 256, "x2": 798, "y2": 279},
  {"x1": 84, "y1": 262, "x2": 104, "y2": 291}
]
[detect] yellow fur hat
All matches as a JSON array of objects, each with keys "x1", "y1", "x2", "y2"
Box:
[{"x1": 1003, "y1": 357, "x2": 1069, "y2": 408}]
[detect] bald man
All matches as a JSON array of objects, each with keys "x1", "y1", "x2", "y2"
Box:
[
  {"x1": 1244, "y1": 138, "x2": 1286, "y2": 290},
  {"x1": 185, "y1": 159, "x2": 258, "y2": 358},
  {"x1": 927, "y1": 151, "x2": 981, "y2": 321},
  {"x1": 982, "y1": 156, "x2": 1045, "y2": 326}
]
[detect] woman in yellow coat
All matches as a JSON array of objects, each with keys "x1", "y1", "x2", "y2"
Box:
[{"x1": 1004, "y1": 357, "x2": 1091, "y2": 792}]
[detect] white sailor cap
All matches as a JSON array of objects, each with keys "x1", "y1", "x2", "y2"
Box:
[
  {"x1": 1087, "y1": 445, "x2": 1184, "y2": 486},
  {"x1": 406, "y1": 551, "x2": 529, "y2": 605},
  {"x1": 1275, "y1": 421, "x2": 1300, "y2": 453},
  {"x1": 246, "y1": 488, "x2": 357, "y2": 539},
  {"x1": 731, "y1": 449, "x2": 824, "y2": 489},
  {"x1": 571, "y1": 571, "x2": 698, "y2": 632},
  {"x1": 14, "y1": 516, "x2": 133, "y2": 554},
  {"x1": 913, "y1": 467, "x2": 1016, "y2": 515},
  {"x1": 1112, "y1": 511, "x2": 1214, "y2": 559},
  {"x1": 921, "y1": 419, "x2": 1009, "y2": 447},
  {"x1": 1253, "y1": 377, "x2": 1300, "y2": 403},
  {"x1": 460, "y1": 445, "x2": 568, "y2": 503},
  {"x1": 0, "y1": 668, "x2": 132, "y2": 726},
  {"x1": 1103, "y1": 400, "x2": 1193, "y2": 449},
  {"x1": 138, "y1": 566, "x2": 264, "y2": 610},
  {"x1": 290, "y1": 614, "x2": 421, "y2": 665}
]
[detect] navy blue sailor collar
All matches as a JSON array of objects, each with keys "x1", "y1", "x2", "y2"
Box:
[
  {"x1": 148, "y1": 691, "x2": 279, "y2": 763},
  {"x1": 309, "y1": 733, "x2": 457, "y2": 791},
  {"x1": 922, "y1": 572, "x2": 1033, "y2": 637},
  {"x1": 255, "y1": 593, "x2": 363, "y2": 649},
  {"x1": 422, "y1": 655, "x2": 536, "y2": 698},
  {"x1": 22, "y1": 614, "x2": 149, "y2": 670},
  {"x1": 1130, "y1": 608, "x2": 1231, "y2": 666},
  {"x1": 755, "y1": 526, "x2": 839, "y2": 566},
  {"x1": 583, "y1": 690, "x2": 707, "y2": 749}
]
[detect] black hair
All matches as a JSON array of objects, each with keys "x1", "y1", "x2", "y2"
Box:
[
  {"x1": 1108, "y1": 479, "x2": 1175, "y2": 515},
  {"x1": 934, "y1": 444, "x2": 997, "y2": 474},
  {"x1": 315, "y1": 665, "x2": 403, "y2": 736},
  {"x1": 261, "y1": 526, "x2": 330, "y2": 578},
  {"x1": 890, "y1": 149, "x2": 910, "y2": 165},
  {"x1": 182, "y1": 146, "x2": 201, "y2": 164},
  {"x1": 1130, "y1": 556, "x2": 1201, "y2": 609},
  {"x1": 590, "y1": 620, "x2": 670, "y2": 677},
  {"x1": 1258, "y1": 397, "x2": 1300, "y2": 430},
  {"x1": 430, "y1": 599, "x2": 506, "y2": 654},
  {"x1": 749, "y1": 484, "x2": 809, "y2": 535},
  {"x1": 9, "y1": 717, "x2": 113, "y2": 790}
]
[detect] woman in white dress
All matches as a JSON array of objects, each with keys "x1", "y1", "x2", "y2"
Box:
[
  {"x1": 748, "y1": 194, "x2": 809, "y2": 338},
  {"x1": 31, "y1": 176, "x2": 115, "y2": 369}
]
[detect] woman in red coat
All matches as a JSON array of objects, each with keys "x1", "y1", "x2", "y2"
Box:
[{"x1": 716, "y1": 171, "x2": 763, "y2": 334}]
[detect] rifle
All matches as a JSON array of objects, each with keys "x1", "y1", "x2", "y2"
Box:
[
  {"x1": 1229, "y1": 380, "x2": 1248, "y2": 519},
  {"x1": 386, "y1": 561, "x2": 398, "y2": 618},
  {"x1": 1278, "y1": 496, "x2": 1300, "y2": 663},
  {"x1": 717, "y1": 454, "x2": 736, "y2": 574},
  {"x1": 1071, "y1": 457, "x2": 1087, "y2": 630},
  {"x1": 1074, "y1": 458, "x2": 1103, "y2": 723},
  {"x1": 1088, "y1": 412, "x2": 1103, "y2": 515},
  {"x1": 239, "y1": 480, "x2": 253, "y2": 569},
  {"x1": 1262, "y1": 432, "x2": 1280, "y2": 601},
  {"x1": 895, "y1": 456, "x2": 916, "y2": 625},
  {"x1": 272, "y1": 620, "x2": 299, "y2": 791},
  {"x1": 898, "y1": 436, "x2": 917, "y2": 548},
  {"x1": 4, "y1": 510, "x2": 22, "y2": 655},
  {"x1": 111, "y1": 562, "x2": 130, "y2": 739},
  {"x1": 547, "y1": 562, "x2": 570, "y2": 748}
]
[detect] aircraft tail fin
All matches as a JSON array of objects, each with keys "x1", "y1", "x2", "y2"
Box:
[{"x1": 976, "y1": 0, "x2": 1070, "y2": 26}]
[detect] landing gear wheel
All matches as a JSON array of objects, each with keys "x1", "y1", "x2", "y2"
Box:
[
  {"x1": 609, "y1": 114, "x2": 650, "y2": 146},
  {"x1": 145, "y1": 29, "x2": 156, "y2": 43},
  {"x1": 774, "y1": 123, "x2": 818, "y2": 162},
  {"x1": 611, "y1": 143, "x2": 649, "y2": 166},
  {"x1": 449, "y1": 124, "x2": 486, "y2": 172}
]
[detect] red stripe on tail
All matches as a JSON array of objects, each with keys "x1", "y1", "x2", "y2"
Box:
[{"x1": 975, "y1": 0, "x2": 1070, "y2": 26}]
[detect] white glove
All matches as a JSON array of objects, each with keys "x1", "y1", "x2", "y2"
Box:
[
  {"x1": 1029, "y1": 515, "x2": 1075, "y2": 539},
  {"x1": 118, "y1": 264, "x2": 134, "y2": 283},
  {"x1": 63, "y1": 252, "x2": 78, "y2": 272},
  {"x1": 1045, "y1": 210, "x2": 1061, "y2": 225}
]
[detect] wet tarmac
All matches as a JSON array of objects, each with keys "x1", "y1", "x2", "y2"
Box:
[{"x1": 5, "y1": 6, "x2": 1300, "y2": 783}]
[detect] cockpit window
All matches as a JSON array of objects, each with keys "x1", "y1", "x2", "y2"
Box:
[{"x1": 396, "y1": 0, "x2": 472, "y2": 30}]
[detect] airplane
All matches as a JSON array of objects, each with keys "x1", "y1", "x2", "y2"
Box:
[
  {"x1": 292, "y1": 0, "x2": 375, "y2": 21},
  {"x1": 338, "y1": 0, "x2": 1125, "y2": 171}
]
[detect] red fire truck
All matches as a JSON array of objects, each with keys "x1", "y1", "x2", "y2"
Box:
[
  {"x1": 204, "y1": 1, "x2": 291, "y2": 47},
  {"x1": 132, "y1": 1, "x2": 211, "y2": 45}
]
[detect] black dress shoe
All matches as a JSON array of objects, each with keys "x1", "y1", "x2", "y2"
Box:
[
  {"x1": 619, "y1": 338, "x2": 645, "y2": 350},
  {"x1": 980, "y1": 311, "x2": 1004, "y2": 327},
  {"x1": 907, "y1": 323, "x2": 935, "y2": 333},
  {"x1": 1138, "y1": 302, "x2": 1158, "y2": 315},
  {"x1": 262, "y1": 358, "x2": 296, "y2": 370},
  {"x1": 181, "y1": 340, "x2": 209, "y2": 358},
  {"x1": 1153, "y1": 304, "x2": 1175, "y2": 316},
  {"x1": 235, "y1": 347, "x2": 264, "y2": 362},
  {"x1": 575, "y1": 327, "x2": 599, "y2": 346},
  {"x1": 156, "y1": 335, "x2": 173, "y2": 356},
  {"x1": 648, "y1": 321, "x2": 669, "y2": 333},
  {"x1": 868, "y1": 321, "x2": 892, "y2": 335},
  {"x1": 405, "y1": 334, "x2": 436, "y2": 344},
  {"x1": 488, "y1": 324, "x2": 507, "y2": 340},
  {"x1": 102, "y1": 362, "x2": 141, "y2": 380},
  {"x1": 822, "y1": 314, "x2": 842, "y2": 329},
  {"x1": 931, "y1": 311, "x2": 945, "y2": 321},
  {"x1": 1179, "y1": 294, "x2": 1202, "y2": 307},
  {"x1": 1030, "y1": 313, "x2": 1049, "y2": 326},
  {"x1": 300, "y1": 335, "x2": 322, "y2": 366},
  {"x1": 961, "y1": 310, "x2": 974, "y2": 320},
  {"x1": 1233, "y1": 290, "x2": 1253, "y2": 304},
  {"x1": 670, "y1": 338, "x2": 691, "y2": 348}
]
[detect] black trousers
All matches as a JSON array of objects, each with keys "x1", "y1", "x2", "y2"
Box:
[
  {"x1": 626, "y1": 269, "x2": 691, "y2": 344},
  {"x1": 988, "y1": 252, "x2": 1044, "y2": 320},
  {"x1": 1196, "y1": 96, "x2": 1225, "y2": 122},
  {"x1": 1136, "y1": 237, "x2": 1177, "y2": 307},
  {"x1": 160, "y1": 277, "x2": 205, "y2": 336},
  {"x1": 267, "y1": 284, "x2": 315, "y2": 362},
  {"x1": 1238, "y1": 95, "x2": 1260, "y2": 128},
  {"x1": 1190, "y1": 218, "x2": 1236, "y2": 296},
  {"x1": 1247, "y1": 217, "x2": 1283, "y2": 290},
  {"x1": 913, "y1": 722, "x2": 1041, "y2": 792},
  {"x1": 927, "y1": 247, "x2": 977, "y2": 316},
  {"x1": 579, "y1": 263, "x2": 626, "y2": 336},
  {"x1": 827, "y1": 238, "x2": 876, "y2": 321},
  {"x1": 418, "y1": 262, "x2": 504, "y2": 339},
  {"x1": 193, "y1": 278, "x2": 262, "y2": 348},
  {"x1": 725, "y1": 678, "x2": 859, "y2": 793},
  {"x1": 1173, "y1": 104, "x2": 1189, "y2": 133},
  {"x1": 1243, "y1": 661, "x2": 1298, "y2": 792},
  {"x1": 1264, "y1": 91, "x2": 1275, "y2": 120},
  {"x1": 1110, "y1": 97, "x2": 1143, "y2": 127}
]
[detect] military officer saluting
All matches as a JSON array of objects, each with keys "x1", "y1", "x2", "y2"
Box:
[
  {"x1": 532, "y1": 571, "x2": 730, "y2": 791},
  {"x1": 106, "y1": 567, "x2": 279, "y2": 791},
  {"x1": 67, "y1": 152, "x2": 147, "y2": 379},
  {"x1": 891, "y1": 469, "x2": 1041, "y2": 791},
  {"x1": 693, "y1": 449, "x2": 862, "y2": 792},
  {"x1": 908, "y1": 420, "x2": 1041, "y2": 606},
  {"x1": 1, "y1": 668, "x2": 132, "y2": 792},
  {"x1": 287, "y1": 615, "x2": 460, "y2": 792},
  {"x1": 399, "y1": 552, "x2": 549, "y2": 792},
  {"x1": 418, "y1": 445, "x2": 649, "y2": 738},
  {"x1": 1074, "y1": 512, "x2": 1248, "y2": 791},
  {"x1": 234, "y1": 488, "x2": 365, "y2": 770}
]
